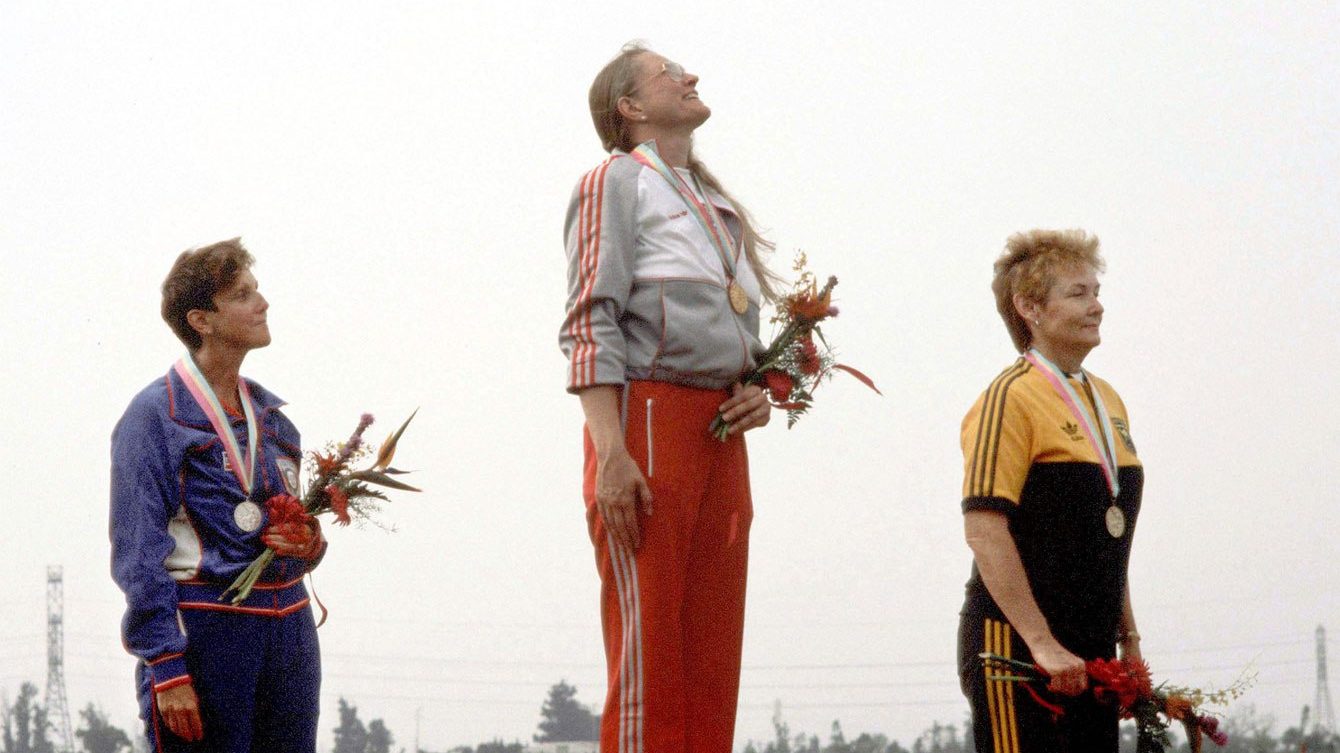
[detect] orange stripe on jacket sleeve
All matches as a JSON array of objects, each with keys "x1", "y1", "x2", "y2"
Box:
[
  {"x1": 568, "y1": 159, "x2": 612, "y2": 388},
  {"x1": 569, "y1": 165, "x2": 595, "y2": 387}
]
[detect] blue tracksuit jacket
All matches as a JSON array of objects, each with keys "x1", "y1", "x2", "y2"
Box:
[{"x1": 110, "y1": 365, "x2": 318, "y2": 693}]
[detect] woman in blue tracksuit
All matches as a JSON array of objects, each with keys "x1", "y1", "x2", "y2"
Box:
[{"x1": 111, "y1": 238, "x2": 325, "y2": 752}]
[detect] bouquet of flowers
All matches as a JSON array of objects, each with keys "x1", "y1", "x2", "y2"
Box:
[
  {"x1": 222, "y1": 410, "x2": 421, "y2": 604},
  {"x1": 980, "y1": 652, "x2": 1253, "y2": 753},
  {"x1": 709, "y1": 254, "x2": 880, "y2": 440}
]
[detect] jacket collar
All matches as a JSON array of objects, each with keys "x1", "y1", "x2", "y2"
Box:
[{"x1": 166, "y1": 363, "x2": 287, "y2": 429}]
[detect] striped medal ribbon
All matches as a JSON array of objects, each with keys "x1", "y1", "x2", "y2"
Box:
[
  {"x1": 629, "y1": 142, "x2": 749, "y2": 314},
  {"x1": 1023, "y1": 348, "x2": 1121, "y2": 501},
  {"x1": 173, "y1": 355, "x2": 263, "y2": 531}
]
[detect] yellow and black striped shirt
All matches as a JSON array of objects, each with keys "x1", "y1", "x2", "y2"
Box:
[{"x1": 960, "y1": 358, "x2": 1144, "y2": 650}]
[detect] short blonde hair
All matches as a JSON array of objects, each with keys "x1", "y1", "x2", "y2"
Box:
[{"x1": 991, "y1": 228, "x2": 1105, "y2": 352}]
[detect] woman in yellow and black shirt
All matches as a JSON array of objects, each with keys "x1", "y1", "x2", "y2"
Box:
[{"x1": 958, "y1": 229, "x2": 1143, "y2": 753}]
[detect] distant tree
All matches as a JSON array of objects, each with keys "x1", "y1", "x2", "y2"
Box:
[
  {"x1": 764, "y1": 701, "x2": 791, "y2": 753},
  {"x1": 74, "y1": 703, "x2": 132, "y2": 753},
  {"x1": 2, "y1": 682, "x2": 54, "y2": 753},
  {"x1": 332, "y1": 698, "x2": 368, "y2": 753},
  {"x1": 2, "y1": 701, "x2": 11, "y2": 753},
  {"x1": 850, "y1": 732, "x2": 894, "y2": 753},
  {"x1": 911, "y1": 720, "x2": 966, "y2": 753},
  {"x1": 885, "y1": 738, "x2": 912, "y2": 753},
  {"x1": 29, "y1": 706, "x2": 53, "y2": 753},
  {"x1": 824, "y1": 720, "x2": 850, "y2": 753},
  {"x1": 365, "y1": 719, "x2": 393, "y2": 753},
  {"x1": 9, "y1": 684, "x2": 37, "y2": 753},
  {"x1": 474, "y1": 740, "x2": 523, "y2": 753},
  {"x1": 329, "y1": 698, "x2": 399, "y2": 753},
  {"x1": 533, "y1": 681, "x2": 598, "y2": 742}
]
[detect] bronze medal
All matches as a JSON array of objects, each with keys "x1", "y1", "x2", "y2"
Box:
[
  {"x1": 1105, "y1": 504, "x2": 1126, "y2": 538},
  {"x1": 728, "y1": 280, "x2": 749, "y2": 314}
]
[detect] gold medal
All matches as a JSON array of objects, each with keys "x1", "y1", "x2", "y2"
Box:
[
  {"x1": 728, "y1": 280, "x2": 749, "y2": 314},
  {"x1": 1105, "y1": 504, "x2": 1126, "y2": 538}
]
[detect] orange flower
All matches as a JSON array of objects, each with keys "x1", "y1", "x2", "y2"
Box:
[
  {"x1": 1163, "y1": 693, "x2": 1194, "y2": 721},
  {"x1": 785, "y1": 275, "x2": 839, "y2": 323}
]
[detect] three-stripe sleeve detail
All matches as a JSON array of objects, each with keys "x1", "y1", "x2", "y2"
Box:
[
  {"x1": 569, "y1": 159, "x2": 612, "y2": 389},
  {"x1": 968, "y1": 362, "x2": 1028, "y2": 498}
]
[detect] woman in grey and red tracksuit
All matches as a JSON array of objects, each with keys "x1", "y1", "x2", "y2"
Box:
[
  {"x1": 111, "y1": 239, "x2": 325, "y2": 752},
  {"x1": 559, "y1": 43, "x2": 781, "y2": 753}
]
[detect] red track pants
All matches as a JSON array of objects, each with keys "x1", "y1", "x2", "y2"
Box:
[{"x1": 584, "y1": 380, "x2": 754, "y2": 753}]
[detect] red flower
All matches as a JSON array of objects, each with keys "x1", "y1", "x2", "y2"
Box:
[
  {"x1": 326, "y1": 485, "x2": 351, "y2": 526},
  {"x1": 1124, "y1": 658, "x2": 1154, "y2": 699},
  {"x1": 1086, "y1": 658, "x2": 1146, "y2": 712},
  {"x1": 763, "y1": 370, "x2": 795, "y2": 402},
  {"x1": 797, "y1": 336, "x2": 822, "y2": 375},
  {"x1": 264, "y1": 494, "x2": 306, "y2": 527}
]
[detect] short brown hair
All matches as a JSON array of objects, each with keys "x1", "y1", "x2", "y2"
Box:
[
  {"x1": 991, "y1": 229, "x2": 1104, "y2": 352},
  {"x1": 161, "y1": 238, "x2": 254, "y2": 351}
]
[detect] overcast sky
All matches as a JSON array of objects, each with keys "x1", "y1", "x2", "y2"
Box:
[{"x1": 2, "y1": 2, "x2": 1337, "y2": 750}]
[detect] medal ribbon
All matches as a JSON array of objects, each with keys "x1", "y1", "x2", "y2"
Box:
[
  {"x1": 173, "y1": 355, "x2": 259, "y2": 497},
  {"x1": 1023, "y1": 349, "x2": 1120, "y2": 498},
  {"x1": 629, "y1": 142, "x2": 739, "y2": 280}
]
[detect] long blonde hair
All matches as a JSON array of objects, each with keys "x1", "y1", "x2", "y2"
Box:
[{"x1": 588, "y1": 42, "x2": 783, "y2": 302}]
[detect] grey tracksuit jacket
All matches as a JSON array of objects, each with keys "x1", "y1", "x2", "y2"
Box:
[{"x1": 560, "y1": 146, "x2": 764, "y2": 392}]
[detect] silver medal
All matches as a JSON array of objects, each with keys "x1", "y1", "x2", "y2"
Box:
[
  {"x1": 233, "y1": 500, "x2": 263, "y2": 532},
  {"x1": 1105, "y1": 505, "x2": 1126, "y2": 538}
]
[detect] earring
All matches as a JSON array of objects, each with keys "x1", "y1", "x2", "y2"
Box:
[{"x1": 1033, "y1": 319, "x2": 1040, "y2": 326}]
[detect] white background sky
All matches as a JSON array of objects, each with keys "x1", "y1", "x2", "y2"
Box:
[{"x1": 2, "y1": 2, "x2": 1337, "y2": 750}]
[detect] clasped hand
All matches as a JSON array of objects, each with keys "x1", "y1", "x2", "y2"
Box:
[
  {"x1": 716, "y1": 382, "x2": 771, "y2": 435},
  {"x1": 261, "y1": 517, "x2": 324, "y2": 559}
]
